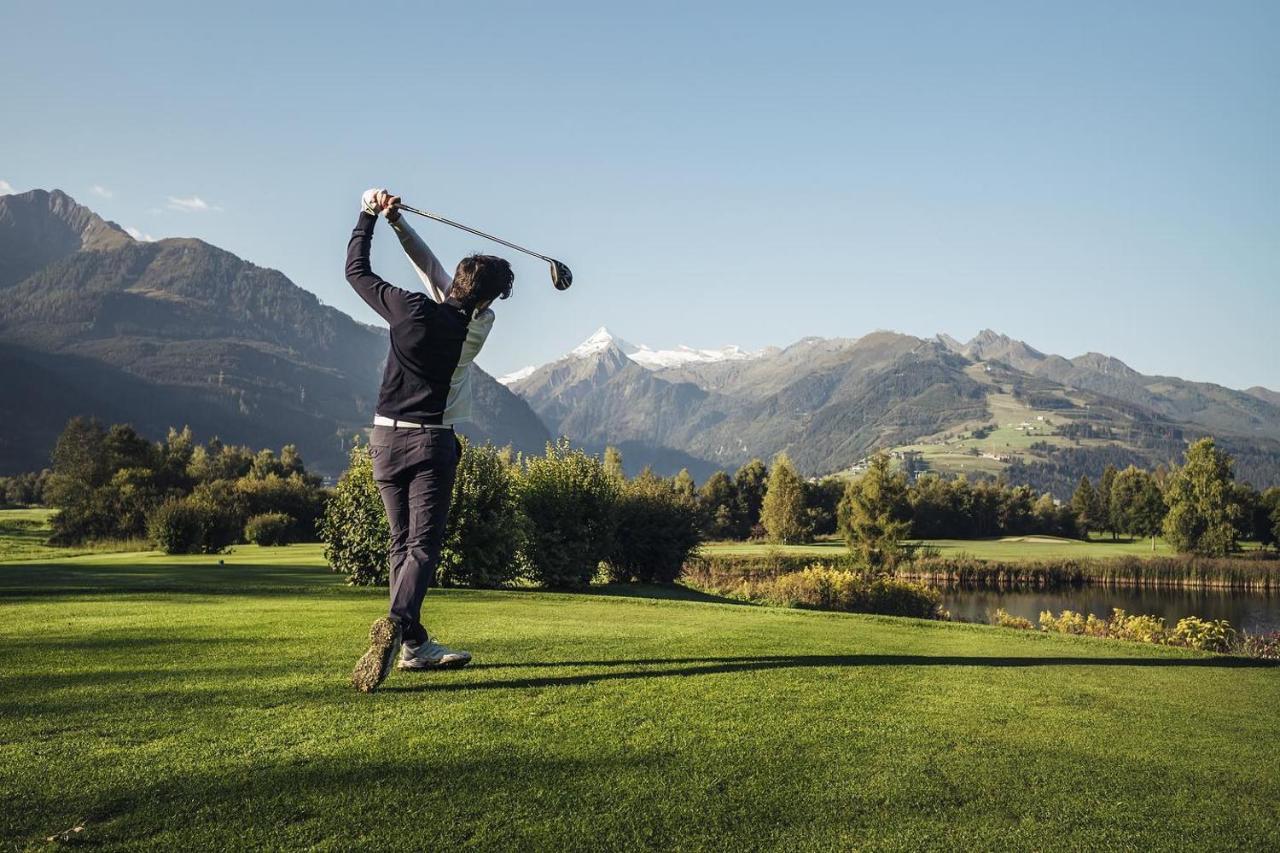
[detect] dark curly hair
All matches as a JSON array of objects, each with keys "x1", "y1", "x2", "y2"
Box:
[{"x1": 450, "y1": 254, "x2": 514, "y2": 313}]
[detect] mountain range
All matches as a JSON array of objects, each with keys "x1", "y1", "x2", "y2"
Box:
[
  {"x1": 0, "y1": 189, "x2": 549, "y2": 475},
  {"x1": 505, "y1": 325, "x2": 1280, "y2": 496},
  {"x1": 3, "y1": 188, "x2": 1277, "y2": 497}
]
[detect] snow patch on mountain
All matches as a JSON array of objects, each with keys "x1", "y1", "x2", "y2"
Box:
[
  {"x1": 497, "y1": 365, "x2": 536, "y2": 385},
  {"x1": 561, "y1": 326, "x2": 763, "y2": 371},
  {"x1": 630, "y1": 343, "x2": 759, "y2": 369}
]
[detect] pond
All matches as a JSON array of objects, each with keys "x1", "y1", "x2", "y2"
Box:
[{"x1": 940, "y1": 586, "x2": 1280, "y2": 635}]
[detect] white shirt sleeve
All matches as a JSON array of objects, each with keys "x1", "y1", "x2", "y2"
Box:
[{"x1": 388, "y1": 214, "x2": 453, "y2": 304}]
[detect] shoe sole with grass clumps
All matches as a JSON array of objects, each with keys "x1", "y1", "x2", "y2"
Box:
[{"x1": 351, "y1": 617, "x2": 401, "y2": 693}]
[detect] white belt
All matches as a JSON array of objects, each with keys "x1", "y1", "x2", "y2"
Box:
[{"x1": 373, "y1": 414, "x2": 450, "y2": 429}]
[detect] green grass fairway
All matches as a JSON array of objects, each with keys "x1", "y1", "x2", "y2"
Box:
[
  {"x1": 2, "y1": 548, "x2": 1278, "y2": 849},
  {"x1": 703, "y1": 535, "x2": 1183, "y2": 561},
  {"x1": 0, "y1": 508, "x2": 58, "y2": 562},
  {"x1": 0, "y1": 508, "x2": 148, "y2": 563}
]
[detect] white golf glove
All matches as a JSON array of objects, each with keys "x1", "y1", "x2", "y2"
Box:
[{"x1": 361, "y1": 188, "x2": 385, "y2": 216}]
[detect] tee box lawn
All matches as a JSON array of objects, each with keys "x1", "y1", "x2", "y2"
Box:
[{"x1": 1, "y1": 544, "x2": 1277, "y2": 849}]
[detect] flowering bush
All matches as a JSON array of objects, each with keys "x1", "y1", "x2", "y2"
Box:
[
  {"x1": 1013, "y1": 607, "x2": 1273, "y2": 658},
  {"x1": 1107, "y1": 610, "x2": 1168, "y2": 645},
  {"x1": 693, "y1": 563, "x2": 943, "y2": 619},
  {"x1": 992, "y1": 609, "x2": 1034, "y2": 630},
  {"x1": 1169, "y1": 617, "x2": 1236, "y2": 653}
]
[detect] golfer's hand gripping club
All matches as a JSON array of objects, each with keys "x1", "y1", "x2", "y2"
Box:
[{"x1": 394, "y1": 203, "x2": 572, "y2": 291}]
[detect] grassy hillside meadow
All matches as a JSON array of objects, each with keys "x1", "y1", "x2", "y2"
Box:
[
  {"x1": 890, "y1": 383, "x2": 1117, "y2": 480},
  {"x1": 1, "y1": 537, "x2": 1278, "y2": 849}
]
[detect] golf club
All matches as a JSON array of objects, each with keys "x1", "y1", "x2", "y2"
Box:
[{"x1": 395, "y1": 203, "x2": 573, "y2": 291}]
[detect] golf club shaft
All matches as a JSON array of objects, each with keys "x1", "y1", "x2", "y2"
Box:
[{"x1": 395, "y1": 204, "x2": 552, "y2": 264}]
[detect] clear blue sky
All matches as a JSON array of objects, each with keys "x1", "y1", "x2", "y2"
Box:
[{"x1": 3, "y1": 1, "x2": 1277, "y2": 388}]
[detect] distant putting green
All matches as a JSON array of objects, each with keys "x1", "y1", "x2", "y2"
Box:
[{"x1": 2, "y1": 547, "x2": 1277, "y2": 849}]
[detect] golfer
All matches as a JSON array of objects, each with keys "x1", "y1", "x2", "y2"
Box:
[{"x1": 345, "y1": 188, "x2": 514, "y2": 692}]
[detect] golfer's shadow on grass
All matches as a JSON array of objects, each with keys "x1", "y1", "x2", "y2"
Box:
[{"x1": 381, "y1": 653, "x2": 1276, "y2": 692}]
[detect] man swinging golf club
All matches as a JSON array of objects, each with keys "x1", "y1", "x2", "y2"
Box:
[{"x1": 346, "y1": 187, "x2": 513, "y2": 692}]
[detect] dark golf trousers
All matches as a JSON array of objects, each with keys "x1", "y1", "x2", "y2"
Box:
[{"x1": 369, "y1": 424, "x2": 460, "y2": 645}]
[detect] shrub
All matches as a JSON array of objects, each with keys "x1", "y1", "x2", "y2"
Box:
[
  {"x1": 319, "y1": 445, "x2": 389, "y2": 586},
  {"x1": 992, "y1": 608, "x2": 1035, "y2": 630},
  {"x1": 691, "y1": 562, "x2": 943, "y2": 619},
  {"x1": 608, "y1": 471, "x2": 702, "y2": 584},
  {"x1": 770, "y1": 566, "x2": 866, "y2": 610},
  {"x1": 683, "y1": 552, "x2": 861, "y2": 589},
  {"x1": 866, "y1": 576, "x2": 943, "y2": 618},
  {"x1": 1107, "y1": 609, "x2": 1168, "y2": 644},
  {"x1": 1039, "y1": 609, "x2": 1088, "y2": 635},
  {"x1": 1169, "y1": 617, "x2": 1236, "y2": 653},
  {"x1": 244, "y1": 512, "x2": 295, "y2": 546},
  {"x1": 518, "y1": 439, "x2": 619, "y2": 588},
  {"x1": 147, "y1": 494, "x2": 240, "y2": 554},
  {"x1": 235, "y1": 473, "x2": 325, "y2": 540},
  {"x1": 1239, "y1": 632, "x2": 1280, "y2": 660},
  {"x1": 439, "y1": 440, "x2": 525, "y2": 588}
]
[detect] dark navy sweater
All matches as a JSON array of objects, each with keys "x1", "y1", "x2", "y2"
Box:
[{"x1": 344, "y1": 211, "x2": 469, "y2": 424}]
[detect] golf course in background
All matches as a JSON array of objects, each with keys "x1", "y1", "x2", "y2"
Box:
[
  {"x1": 700, "y1": 533, "x2": 1211, "y2": 561},
  {"x1": 2, "y1": 543, "x2": 1278, "y2": 849}
]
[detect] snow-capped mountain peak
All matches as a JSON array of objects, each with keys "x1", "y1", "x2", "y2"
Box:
[
  {"x1": 570, "y1": 326, "x2": 636, "y2": 358},
  {"x1": 571, "y1": 326, "x2": 763, "y2": 370},
  {"x1": 499, "y1": 327, "x2": 766, "y2": 386}
]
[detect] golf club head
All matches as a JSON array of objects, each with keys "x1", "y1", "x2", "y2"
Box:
[{"x1": 550, "y1": 260, "x2": 573, "y2": 290}]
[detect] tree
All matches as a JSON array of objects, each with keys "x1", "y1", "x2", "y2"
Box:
[
  {"x1": 1071, "y1": 476, "x2": 1099, "y2": 537},
  {"x1": 518, "y1": 439, "x2": 620, "y2": 588},
  {"x1": 0, "y1": 470, "x2": 48, "y2": 507},
  {"x1": 1231, "y1": 483, "x2": 1262, "y2": 544},
  {"x1": 760, "y1": 453, "x2": 809, "y2": 544},
  {"x1": 1097, "y1": 464, "x2": 1119, "y2": 540},
  {"x1": 156, "y1": 426, "x2": 196, "y2": 493},
  {"x1": 603, "y1": 446, "x2": 625, "y2": 483},
  {"x1": 673, "y1": 468, "x2": 696, "y2": 501},
  {"x1": 1032, "y1": 493, "x2": 1060, "y2": 535},
  {"x1": 609, "y1": 469, "x2": 702, "y2": 583},
  {"x1": 104, "y1": 424, "x2": 155, "y2": 473},
  {"x1": 837, "y1": 453, "x2": 910, "y2": 571},
  {"x1": 1261, "y1": 488, "x2": 1280, "y2": 551},
  {"x1": 110, "y1": 467, "x2": 161, "y2": 538},
  {"x1": 996, "y1": 484, "x2": 1036, "y2": 535},
  {"x1": 1162, "y1": 438, "x2": 1242, "y2": 556},
  {"x1": 697, "y1": 471, "x2": 738, "y2": 539},
  {"x1": 45, "y1": 417, "x2": 114, "y2": 543},
  {"x1": 912, "y1": 475, "x2": 980, "y2": 538},
  {"x1": 1110, "y1": 466, "x2": 1166, "y2": 551},
  {"x1": 803, "y1": 477, "x2": 845, "y2": 537},
  {"x1": 733, "y1": 459, "x2": 768, "y2": 538}
]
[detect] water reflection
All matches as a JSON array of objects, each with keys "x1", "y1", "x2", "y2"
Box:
[{"x1": 940, "y1": 587, "x2": 1280, "y2": 634}]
